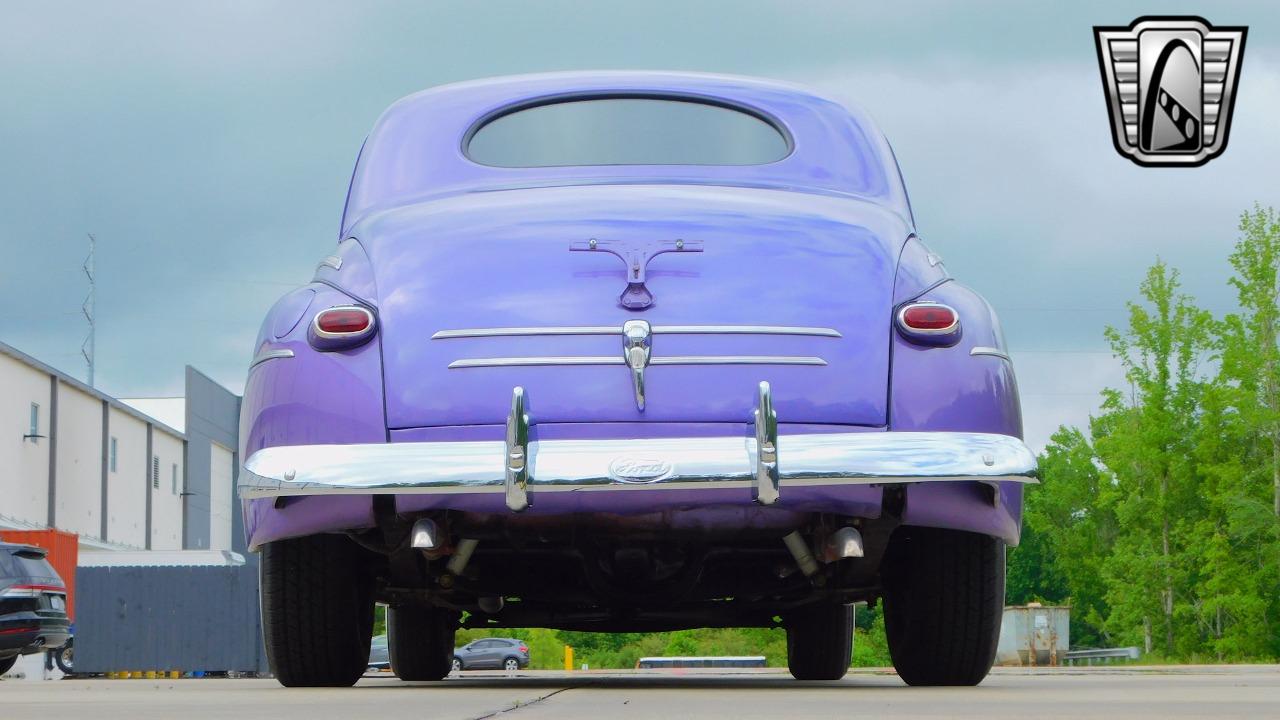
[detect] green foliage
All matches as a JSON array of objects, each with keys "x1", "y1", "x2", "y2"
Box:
[
  {"x1": 851, "y1": 603, "x2": 892, "y2": 667},
  {"x1": 452, "y1": 627, "x2": 788, "y2": 669},
  {"x1": 1020, "y1": 207, "x2": 1280, "y2": 662}
]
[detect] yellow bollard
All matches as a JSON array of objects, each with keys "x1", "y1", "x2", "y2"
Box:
[{"x1": 564, "y1": 645, "x2": 574, "y2": 671}]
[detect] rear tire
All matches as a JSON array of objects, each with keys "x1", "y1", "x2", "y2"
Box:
[
  {"x1": 388, "y1": 605, "x2": 458, "y2": 681},
  {"x1": 881, "y1": 526, "x2": 1004, "y2": 686},
  {"x1": 785, "y1": 602, "x2": 853, "y2": 680},
  {"x1": 55, "y1": 640, "x2": 74, "y2": 674},
  {"x1": 261, "y1": 534, "x2": 375, "y2": 687}
]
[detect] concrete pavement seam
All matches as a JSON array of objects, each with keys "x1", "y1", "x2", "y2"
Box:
[{"x1": 467, "y1": 684, "x2": 586, "y2": 720}]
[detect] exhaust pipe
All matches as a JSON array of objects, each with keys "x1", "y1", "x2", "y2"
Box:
[
  {"x1": 410, "y1": 518, "x2": 441, "y2": 550},
  {"x1": 823, "y1": 526, "x2": 864, "y2": 561},
  {"x1": 782, "y1": 531, "x2": 820, "y2": 578},
  {"x1": 446, "y1": 538, "x2": 479, "y2": 576}
]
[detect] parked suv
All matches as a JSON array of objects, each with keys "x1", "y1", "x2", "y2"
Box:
[
  {"x1": 452, "y1": 638, "x2": 529, "y2": 671},
  {"x1": 0, "y1": 542, "x2": 70, "y2": 675}
]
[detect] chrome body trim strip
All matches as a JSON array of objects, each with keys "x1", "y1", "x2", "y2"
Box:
[
  {"x1": 238, "y1": 431, "x2": 1039, "y2": 500},
  {"x1": 649, "y1": 356, "x2": 826, "y2": 366},
  {"x1": 449, "y1": 356, "x2": 826, "y2": 368},
  {"x1": 433, "y1": 326, "x2": 620, "y2": 339},
  {"x1": 431, "y1": 325, "x2": 842, "y2": 339},
  {"x1": 970, "y1": 346, "x2": 1012, "y2": 362},
  {"x1": 449, "y1": 356, "x2": 625, "y2": 368},
  {"x1": 653, "y1": 325, "x2": 842, "y2": 337},
  {"x1": 248, "y1": 348, "x2": 295, "y2": 371}
]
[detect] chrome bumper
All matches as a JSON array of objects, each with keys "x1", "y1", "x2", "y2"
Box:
[{"x1": 239, "y1": 384, "x2": 1037, "y2": 508}]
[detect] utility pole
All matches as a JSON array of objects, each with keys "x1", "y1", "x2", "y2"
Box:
[{"x1": 82, "y1": 233, "x2": 95, "y2": 387}]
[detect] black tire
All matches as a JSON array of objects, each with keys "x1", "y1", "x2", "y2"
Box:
[
  {"x1": 451, "y1": 657, "x2": 463, "y2": 671},
  {"x1": 261, "y1": 534, "x2": 375, "y2": 687},
  {"x1": 785, "y1": 602, "x2": 853, "y2": 680},
  {"x1": 0, "y1": 655, "x2": 16, "y2": 676},
  {"x1": 881, "y1": 526, "x2": 1005, "y2": 686},
  {"x1": 502, "y1": 657, "x2": 520, "y2": 671},
  {"x1": 55, "y1": 640, "x2": 73, "y2": 674},
  {"x1": 388, "y1": 605, "x2": 458, "y2": 681}
]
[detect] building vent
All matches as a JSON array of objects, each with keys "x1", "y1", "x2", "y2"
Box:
[{"x1": 152, "y1": 455, "x2": 160, "y2": 490}]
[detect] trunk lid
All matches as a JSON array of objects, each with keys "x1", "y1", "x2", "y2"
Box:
[{"x1": 361, "y1": 184, "x2": 907, "y2": 429}]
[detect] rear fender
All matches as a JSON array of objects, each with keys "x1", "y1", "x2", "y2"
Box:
[
  {"x1": 239, "y1": 282, "x2": 386, "y2": 549},
  {"x1": 889, "y1": 280, "x2": 1025, "y2": 544}
]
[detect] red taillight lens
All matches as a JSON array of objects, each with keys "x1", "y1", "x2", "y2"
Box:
[
  {"x1": 896, "y1": 302, "x2": 961, "y2": 344},
  {"x1": 309, "y1": 305, "x2": 376, "y2": 350},
  {"x1": 315, "y1": 307, "x2": 372, "y2": 335},
  {"x1": 900, "y1": 304, "x2": 957, "y2": 331},
  {"x1": 520, "y1": 645, "x2": 529, "y2": 653}
]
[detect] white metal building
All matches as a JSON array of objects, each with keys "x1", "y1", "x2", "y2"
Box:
[{"x1": 0, "y1": 341, "x2": 242, "y2": 554}]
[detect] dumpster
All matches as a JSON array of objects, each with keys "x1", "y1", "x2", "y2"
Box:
[{"x1": 996, "y1": 603, "x2": 1069, "y2": 666}]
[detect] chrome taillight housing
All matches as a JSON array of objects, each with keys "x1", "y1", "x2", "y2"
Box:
[
  {"x1": 309, "y1": 305, "x2": 377, "y2": 350},
  {"x1": 895, "y1": 301, "x2": 961, "y2": 346}
]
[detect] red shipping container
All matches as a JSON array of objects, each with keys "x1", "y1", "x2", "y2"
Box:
[{"x1": 1, "y1": 529, "x2": 78, "y2": 620}]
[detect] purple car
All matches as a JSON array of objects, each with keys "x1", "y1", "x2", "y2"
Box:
[{"x1": 239, "y1": 72, "x2": 1036, "y2": 688}]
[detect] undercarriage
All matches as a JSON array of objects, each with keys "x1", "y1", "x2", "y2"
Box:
[{"x1": 359, "y1": 503, "x2": 903, "y2": 633}]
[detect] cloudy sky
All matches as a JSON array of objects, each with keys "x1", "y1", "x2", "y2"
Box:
[{"x1": 1, "y1": 1, "x2": 1276, "y2": 450}]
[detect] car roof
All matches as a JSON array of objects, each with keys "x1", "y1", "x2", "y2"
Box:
[
  {"x1": 343, "y1": 71, "x2": 910, "y2": 234},
  {"x1": 0, "y1": 542, "x2": 47, "y2": 556}
]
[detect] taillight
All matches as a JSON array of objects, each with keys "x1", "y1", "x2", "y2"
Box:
[
  {"x1": 519, "y1": 645, "x2": 529, "y2": 653},
  {"x1": 309, "y1": 305, "x2": 377, "y2": 350},
  {"x1": 896, "y1": 301, "x2": 961, "y2": 345},
  {"x1": 1, "y1": 584, "x2": 65, "y2": 598}
]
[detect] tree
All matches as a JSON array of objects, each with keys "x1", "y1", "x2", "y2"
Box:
[
  {"x1": 1093, "y1": 261, "x2": 1212, "y2": 655},
  {"x1": 1019, "y1": 426, "x2": 1113, "y2": 647}
]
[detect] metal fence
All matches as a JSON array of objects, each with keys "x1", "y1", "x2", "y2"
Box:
[
  {"x1": 1064, "y1": 647, "x2": 1141, "y2": 665},
  {"x1": 74, "y1": 563, "x2": 267, "y2": 674}
]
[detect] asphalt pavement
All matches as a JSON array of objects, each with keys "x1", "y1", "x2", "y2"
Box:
[{"x1": 3, "y1": 666, "x2": 1278, "y2": 719}]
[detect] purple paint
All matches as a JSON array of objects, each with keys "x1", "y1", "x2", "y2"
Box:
[{"x1": 239, "y1": 72, "x2": 1027, "y2": 551}]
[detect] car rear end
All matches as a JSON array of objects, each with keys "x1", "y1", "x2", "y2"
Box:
[
  {"x1": 240, "y1": 72, "x2": 1035, "y2": 690},
  {"x1": 0, "y1": 543, "x2": 71, "y2": 663}
]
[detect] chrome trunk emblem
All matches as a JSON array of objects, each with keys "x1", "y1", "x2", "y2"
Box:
[
  {"x1": 570, "y1": 237, "x2": 703, "y2": 309},
  {"x1": 622, "y1": 319, "x2": 652, "y2": 410}
]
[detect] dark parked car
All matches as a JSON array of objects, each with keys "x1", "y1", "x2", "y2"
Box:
[
  {"x1": 452, "y1": 638, "x2": 529, "y2": 671},
  {"x1": 0, "y1": 542, "x2": 70, "y2": 676}
]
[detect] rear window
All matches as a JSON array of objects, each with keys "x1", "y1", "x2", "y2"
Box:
[
  {"x1": 467, "y1": 97, "x2": 790, "y2": 167},
  {"x1": 1, "y1": 550, "x2": 54, "y2": 579}
]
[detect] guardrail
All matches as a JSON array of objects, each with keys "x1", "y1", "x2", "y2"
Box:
[
  {"x1": 636, "y1": 656, "x2": 767, "y2": 669},
  {"x1": 1063, "y1": 647, "x2": 1141, "y2": 666}
]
